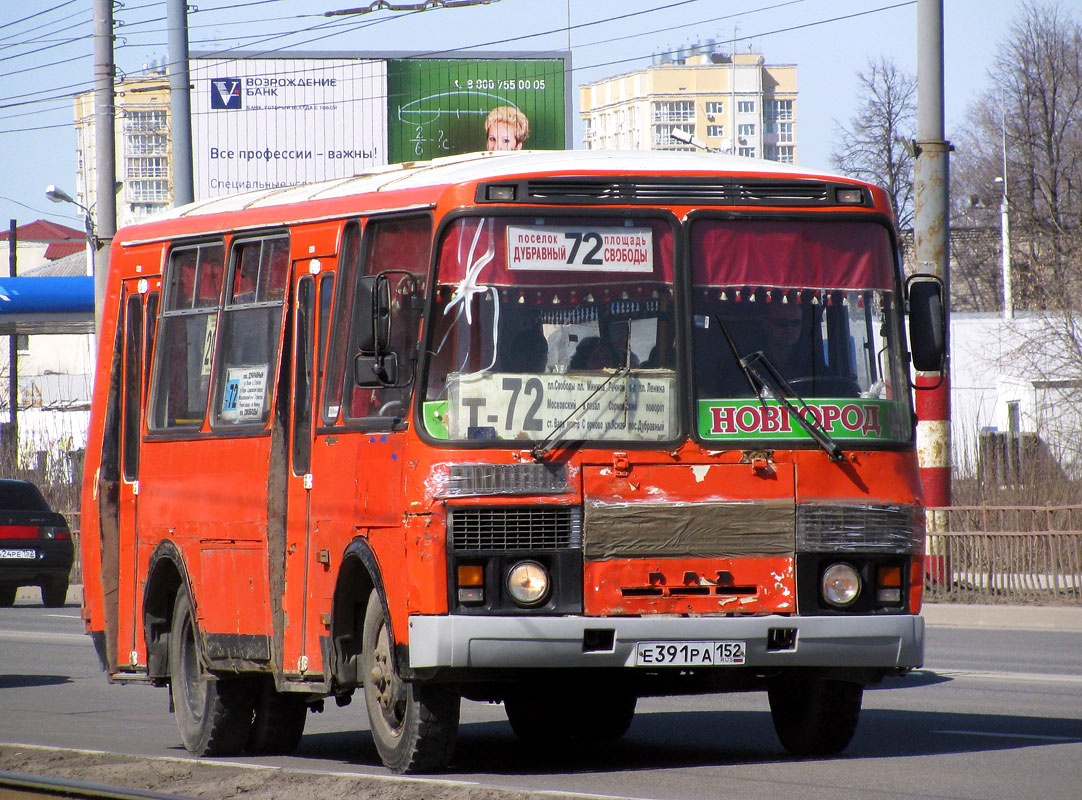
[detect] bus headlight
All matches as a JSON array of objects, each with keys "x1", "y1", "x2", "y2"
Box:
[
  {"x1": 506, "y1": 561, "x2": 550, "y2": 607},
  {"x1": 821, "y1": 563, "x2": 861, "y2": 607}
]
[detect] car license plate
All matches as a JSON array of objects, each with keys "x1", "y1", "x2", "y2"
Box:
[
  {"x1": 635, "y1": 640, "x2": 746, "y2": 666},
  {"x1": 0, "y1": 548, "x2": 36, "y2": 559}
]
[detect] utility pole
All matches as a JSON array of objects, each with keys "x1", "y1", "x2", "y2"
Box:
[
  {"x1": 93, "y1": 0, "x2": 117, "y2": 333},
  {"x1": 168, "y1": 0, "x2": 194, "y2": 206},
  {"x1": 5, "y1": 220, "x2": 18, "y2": 470},
  {"x1": 913, "y1": 0, "x2": 952, "y2": 523}
]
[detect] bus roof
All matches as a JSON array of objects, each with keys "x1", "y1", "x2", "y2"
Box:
[{"x1": 149, "y1": 150, "x2": 864, "y2": 223}]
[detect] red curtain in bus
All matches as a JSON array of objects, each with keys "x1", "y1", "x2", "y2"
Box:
[{"x1": 691, "y1": 220, "x2": 894, "y2": 290}]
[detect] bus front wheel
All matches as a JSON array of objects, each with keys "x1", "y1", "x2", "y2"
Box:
[
  {"x1": 169, "y1": 591, "x2": 256, "y2": 756},
  {"x1": 768, "y1": 677, "x2": 863, "y2": 756},
  {"x1": 361, "y1": 590, "x2": 459, "y2": 773}
]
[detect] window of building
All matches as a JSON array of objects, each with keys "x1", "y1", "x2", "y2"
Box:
[
  {"x1": 738, "y1": 146, "x2": 756, "y2": 158},
  {"x1": 651, "y1": 100, "x2": 694, "y2": 123},
  {"x1": 765, "y1": 99, "x2": 794, "y2": 122},
  {"x1": 738, "y1": 123, "x2": 756, "y2": 137},
  {"x1": 652, "y1": 125, "x2": 694, "y2": 149},
  {"x1": 765, "y1": 122, "x2": 794, "y2": 142},
  {"x1": 128, "y1": 133, "x2": 168, "y2": 155},
  {"x1": 131, "y1": 203, "x2": 167, "y2": 219},
  {"x1": 705, "y1": 101, "x2": 724, "y2": 115},
  {"x1": 737, "y1": 100, "x2": 755, "y2": 114},
  {"x1": 765, "y1": 145, "x2": 794, "y2": 163},
  {"x1": 124, "y1": 110, "x2": 167, "y2": 132},
  {"x1": 127, "y1": 156, "x2": 168, "y2": 179},
  {"x1": 129, "y1": 180, "x2": 169, "y2": 203},
  {"x1": 706, "y1": 125, "x2": 724, "y2": 138}
]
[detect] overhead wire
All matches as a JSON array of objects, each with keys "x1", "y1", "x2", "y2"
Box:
[{"x1": 0, "y1": 0, "x2": 914, "y2": 133}]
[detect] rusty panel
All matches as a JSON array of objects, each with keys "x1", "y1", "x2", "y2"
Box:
[
  {"x1": 584, "y1": 556, "x2": 795, "y2": 616},
  {"x1": 198, "y1": 541, "x2": 269, "y2": 635}
]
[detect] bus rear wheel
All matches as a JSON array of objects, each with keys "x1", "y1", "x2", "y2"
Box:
[
  {"x1": 362, "y1": 590, "x2": 459, "y2": 773},
  {"x1": 768, "y1": 677, "x2": 863, "y2": 756},
  {"x1": 246, "y1": 678, "x2": 307, "y2": 755},
  {"x1": 169, "y1": 591, "x2": 256, "y2": 756}
]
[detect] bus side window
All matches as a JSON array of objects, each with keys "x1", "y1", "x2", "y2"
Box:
[
  {"x1": 148, "y1": 243, "x2": 224, "y2": 430},
  {"x1": 322, "y1": 221, "x2": 361, "y2": 425},
  {"x1": 343, "y1": 216, "x2": 430, "y2": 421},
  {"x1": 212, "y1": 235, "x2": 290, "y2": 427}
]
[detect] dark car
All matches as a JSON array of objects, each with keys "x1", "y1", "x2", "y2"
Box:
[{"x1": 0, "y1": 479, "x2": 74, "y2": 607}]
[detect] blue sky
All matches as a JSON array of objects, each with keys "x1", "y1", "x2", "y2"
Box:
[{"x1": 0, "y1": 0, "x2": 1021, "y2": 231}]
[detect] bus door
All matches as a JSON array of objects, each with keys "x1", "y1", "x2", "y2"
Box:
[
  {"x1": 281, "y1": 267, "x2": 320, "y2": 677},
  {"x1": 279, "y1": 230, "x2": 340, "y2": 681},
  {"x1": 117, "y1": 277, "x2": 158, "y2": 670}
]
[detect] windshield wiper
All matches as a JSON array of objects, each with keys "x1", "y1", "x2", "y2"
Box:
[
  {"x1": 529, "y1": 366, "x2": 630, "y2": 462},
  {"x1": 739, "y1": 351, "x2": 845, "y2": 462},
  {"x1": 711, "y1": 314, "x2": 844, "y2": 463}
]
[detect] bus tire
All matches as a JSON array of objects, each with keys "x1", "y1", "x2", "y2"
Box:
[
  {"x1": 168, "y1": 590, "x2": 256, "y2": 756},
  {"x1": 504, "y1": 690, "x2": 569, "y2": 745},
  {"x1": 505, "y1": 687, "x2": 636, "y2": 744},
  {"x1": 768, "y1": 677, "x2": 863, "y2": 756},
  {"x1": 574, "y1": 689, "x2": 637, "y2": 741},
  {"x1": 246, "y1": 679, "x2": 307, "y2": 755},
  {"x1": 362, "y1": 590, "x2": 459, "y2": 773}
]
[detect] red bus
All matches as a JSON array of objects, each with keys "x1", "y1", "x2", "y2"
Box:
[{"x1": 81, "y1": 150, "x2": 944, "y2": 773}]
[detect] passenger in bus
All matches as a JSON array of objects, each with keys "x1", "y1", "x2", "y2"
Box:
[
  {"x1": 569, "y1": 336, "x2": 620, "y2": 370},
  {"x1": 485, "y1": 106, "x2": 530, "y2": 151},
  {"x1": 760, "y1": 302, "x2": 811, "y2": 379},
  {"x1": 501, "y1": 327, "x2": 548, "y2": 372}
]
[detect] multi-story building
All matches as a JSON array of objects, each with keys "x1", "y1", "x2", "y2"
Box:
[
  {"x1": 74, "y1": 68, "x2": 173, "y2": 230},
  {"x1": 579, "y1": 44, "x2": 797, "y2": 163}
]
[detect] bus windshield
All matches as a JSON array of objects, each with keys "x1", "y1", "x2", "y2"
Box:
[
  {"x1": 422, "y1": 215, "x2": 678, "y2": 445},
  {"x1": 690, "y1": 218, "x2": 911, "y2": 445}
]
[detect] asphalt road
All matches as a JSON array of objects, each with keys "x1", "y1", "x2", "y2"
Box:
[{"x1": 2, "y1": 591, "x2": 1081, "y2": 800}]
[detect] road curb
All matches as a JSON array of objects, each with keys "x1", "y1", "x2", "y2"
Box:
[{"x1": 922, "y1": 602, "x2": 1082, "y2": 632}]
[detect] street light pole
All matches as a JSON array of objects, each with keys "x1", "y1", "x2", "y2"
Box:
[
  {"x1": 92, "y1": 0, "x2": 117, "y2": 335},
  {"x1": 997, "y1": 112, "x2": 1012, "y2": 320}
]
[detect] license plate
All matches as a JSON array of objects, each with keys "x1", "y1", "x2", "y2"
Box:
[
  {"x1": 0, "y1": 548, "x2": 36, "y2": 559},
  {"x1": 635, "y1": 640, "x2": 746, "y2": 666}
]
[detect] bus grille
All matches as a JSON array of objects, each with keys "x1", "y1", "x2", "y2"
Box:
[
  {"x1": 448, "y1": 506, "x2": 583, "y2": 551},
  {"x1": 518, "y1": 178, "x2": 837, "y2": 206},
  {"x1": 796, "y1": 503, "x2": 923, "y2": 554}
]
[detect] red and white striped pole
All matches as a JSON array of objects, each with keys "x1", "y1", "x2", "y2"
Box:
[{"x1": 914, "y1": 0, "x2": 951, "y2": 579}]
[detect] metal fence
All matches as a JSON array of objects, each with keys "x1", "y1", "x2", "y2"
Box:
[
  {"x1": 925, "y1": 506, "x2": 1082, "y2": 604},
  {"x1": 62, "y1": 506, "x2": 1082, "y2": 604}
]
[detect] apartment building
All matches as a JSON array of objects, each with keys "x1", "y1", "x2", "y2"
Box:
[
  {"x1": 579, "y1": 44, "x2": 797, "y2": 163},
  {"x1": 74, "y1": 69, "x2": 173, "y2": 230}
]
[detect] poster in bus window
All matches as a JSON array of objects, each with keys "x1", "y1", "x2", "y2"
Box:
[
  {"x1": 220, "y1": 365, "x2": 268, "y2": 422},
  {"x1": 386, "y1": 57, "x2": 568, "y2": 162}
]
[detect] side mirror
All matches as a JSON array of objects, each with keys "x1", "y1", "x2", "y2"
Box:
[
  {"x1": 354, "y1": 275, "x2": 392, "y2": 355},
  {"x1": 354, "y1": 352, "x2": 399, "y2": 387},
  {"x1": 906, "y1": 274, "x2": 946, "y2": 373}
]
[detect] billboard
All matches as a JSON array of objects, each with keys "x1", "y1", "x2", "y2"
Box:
[
  {"x1": 191, "y1": 52, "x2": 569, "y2": 201},
  {"x1": 191, "y1": 57, "x2": 387, "y2": 198},
  {"x1": 386, "y1": 57, "x2": 566, "y2": 161}
]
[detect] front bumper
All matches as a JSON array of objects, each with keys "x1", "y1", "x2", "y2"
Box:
[{"x1": 408, "y1": 612, "x2": 924, "y2": 670}]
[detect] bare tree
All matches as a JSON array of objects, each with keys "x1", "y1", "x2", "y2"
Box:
[
  {"x1": 831, "y1": 57, "x2": 917, "y2": 230},
  {"x1": 952, "y1": 0, "x2": 1082, "y2": 312},
  {"x1": 949, "y1": 2, "x2": 1082, "y2": 498}
]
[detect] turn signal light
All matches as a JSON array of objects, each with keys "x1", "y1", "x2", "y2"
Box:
[
  {"x1": 876, "y1": 565, "x2": 903, "y2": 604},
  {"x1": 457, "y1": 564, "x2": 484, "y2": 604}
]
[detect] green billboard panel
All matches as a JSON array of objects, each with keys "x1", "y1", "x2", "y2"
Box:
[{"x1": 387, "y1": 57, "x2": 566, "y2": 162}]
